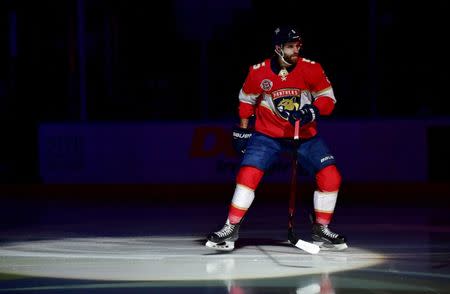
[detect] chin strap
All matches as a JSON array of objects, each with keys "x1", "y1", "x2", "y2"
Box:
[{"x1": 275, "y1": 47, "x2": 292, "y2": 66}]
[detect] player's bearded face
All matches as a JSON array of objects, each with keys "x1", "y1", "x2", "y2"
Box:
[{"x1": 282, "y1": 41, "x2": 301, "y2": 64}]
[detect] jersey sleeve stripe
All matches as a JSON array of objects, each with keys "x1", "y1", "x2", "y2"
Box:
[
  {"x1": 239, "y1": 89, "x2": 260, "y2": 105},
  {"x1": 312, "y1": 87, "x2": 336, "y2": 102}
]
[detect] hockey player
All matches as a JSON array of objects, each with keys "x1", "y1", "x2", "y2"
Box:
[{"x1": 206, "y1": 25, "x2": 347, "y2": 251}]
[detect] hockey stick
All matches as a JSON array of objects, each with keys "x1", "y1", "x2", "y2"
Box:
[
  {"x1": 294, "y1": 120, "x2": 300, "y2": 140},
  {"x1": 287, "y1": 120, "x2": 320, "y2": 254}
]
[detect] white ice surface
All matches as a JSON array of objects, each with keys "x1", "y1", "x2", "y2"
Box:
[{"x1": 0, "y1": 236, "x2": 384, "y2": 281}]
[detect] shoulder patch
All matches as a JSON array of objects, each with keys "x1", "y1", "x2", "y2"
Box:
[{"x1": 260, "y1": 79, "x2": 273, "y2": 91}]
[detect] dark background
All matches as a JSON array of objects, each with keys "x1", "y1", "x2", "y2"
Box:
[
  {"x1": 0, "y1": 5, "x2": 449, "y2": 292},
  {"x1": 0, "y1": 0, "x2": 449, "y2": 183}
]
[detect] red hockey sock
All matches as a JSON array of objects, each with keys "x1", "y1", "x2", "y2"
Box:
[
  {"x1": 314, "y1": 191, "x2": 338, "y2": 225},
  {"x1": 314, "y1": 165, "x2": 341, "y2": 225},
  {"x1": 228, "y1": 203, "x2": 248, "y2": 224},
  {"x1": 227, "y1": 166, "x2": 264, "y2": 224},
  {"x1": 228, "y1": 184, "x2": 255, "y2": 224}
]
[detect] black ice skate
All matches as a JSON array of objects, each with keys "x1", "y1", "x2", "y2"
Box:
[
  {"x1": 205, "y1": 219, "x2": 241, "y2": 251},
  {"x1": 312, "y1": 223, "x2": 348, "y2": 250}
]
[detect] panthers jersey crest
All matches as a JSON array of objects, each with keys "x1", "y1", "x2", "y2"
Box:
[{"x1": 271, "y1": 88, "x2": 301, "y2": 120}]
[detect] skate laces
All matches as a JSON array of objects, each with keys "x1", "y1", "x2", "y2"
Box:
[
  {"x1": 215, "y1": 224, "x2": 235, "y2": 238},
  {"x1": 321, "y1": 225, "x2": 339, "y2": 239}
]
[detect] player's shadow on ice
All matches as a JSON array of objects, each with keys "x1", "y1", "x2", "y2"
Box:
[
  {"x1": 197, "y1": 238, "x2": 315, "y2": 268},
  {"x1": 196, "y1": 238, "x2": 298, "y2": 254}
]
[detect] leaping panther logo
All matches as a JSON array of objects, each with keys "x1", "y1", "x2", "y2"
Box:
[
  {"x1": 272, "y1": 89, "x2": 301, "y2": 120},
  {"x1": 278, "y1": 97, "x2": 299, "y2": 112},
  {"x1": 275, "y1": 97, "x2": 300, "y2": 120}
]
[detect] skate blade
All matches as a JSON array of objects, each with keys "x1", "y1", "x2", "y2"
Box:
[
  {"x1": 205, "y1": 240, "x2": 235, "y2": 251},
  {"x1": 313, "y1": 241, "x2": 348, "y2": 251}
]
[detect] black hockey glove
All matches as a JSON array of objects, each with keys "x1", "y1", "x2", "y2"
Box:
[
  {"x1": 232, "y1": 126, "x2": 252, "y2": 154},
  {"x1": 288, "y1": 104, "x2": 320, "y2": 126}
]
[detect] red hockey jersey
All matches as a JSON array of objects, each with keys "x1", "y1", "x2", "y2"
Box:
[{"x1": 239, "y1": 57, "x2": 336, "y2": 139}]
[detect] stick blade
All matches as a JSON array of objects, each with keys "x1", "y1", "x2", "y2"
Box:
[
  {"x1": 294, "y1": 239, "x2": 320, "y2": 254},
  {"x1": 288, "y1": 229, "x2": 320, "y2": 254}
]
